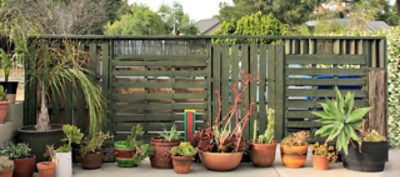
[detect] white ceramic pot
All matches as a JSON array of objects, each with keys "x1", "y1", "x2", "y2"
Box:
[{"x1": 55, "y1": 151, "x2": 72, "y2": 177}]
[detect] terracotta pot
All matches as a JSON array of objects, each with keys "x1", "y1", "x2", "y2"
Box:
[
  {"x1": 171, "y1": 156, "x2": 193, "y2": 174},
  {"x1": 199, "y1": 151, "x2": 243, "y2": 171},
  {"x1": 250, "y1": 141, "x2": 277, "y2": 167},
  {"x1": 313, "y1": 155, "x2": 329, "y2": 170},
  {"x1": 150, "y1": 137, "x2": 180, "y2": 169},
  {"x1": 80, "y1": 153, "x2": 102, "y2": 170},
  {"x1": 37, "y1": 161, "x2": 56, "y2": 177},
  {"x1": 280, "y1": 145, "x2": 307, "y2": 168},
  {"x1": 0, "y1": 168, "x2": 14, "y2": 177},
  {"x1": 0, "y1": 100, "x2": 10, "y2": 124},
  {"x1": 13, "y1": 155, "x2": 36, "y2": 177}
]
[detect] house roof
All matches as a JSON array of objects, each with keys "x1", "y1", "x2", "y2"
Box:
[
  {"x1": 195, "y1": 18, "x2": 220, "y2": 35},
  {"x1": 305, "y1": 19, "x2": 392, "y2": 32}
]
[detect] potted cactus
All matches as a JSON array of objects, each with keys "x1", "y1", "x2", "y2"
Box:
[
  {"x1": 312, "y1": 142, "x2": 338, "y2": 170},
  {"x1": 0, "y1": 143, "x2": 35, "y2": 177},
  {"x1": 0, "y1": 156, "x2": 14, "y2": 177},
  {"x1": 80, "y1": 132, "x2": 111, "y2": 169},
  {"x1": 170, "y1": 142, "x2": 197, "y2": 174},
  {"x1": 0, "y1": 85, "x2": 9, "y2": 124},
  {"x1": 280, "y1": 131, "x2": 309, "y2": 168},
  {"x1": 36, "y1": 145, "x2": 56, "y2": 177},
  {"x1": 150, "y1": 125, "x2": 181, "y2": 169},
  {"x1": 250, "y1": 108, "x2": 276, "y2": 167}
]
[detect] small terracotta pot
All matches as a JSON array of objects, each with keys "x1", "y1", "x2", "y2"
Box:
[
  {"x1": 313, "y1": 155, "x2": 329, "y2": 170},
  {"x1": 280, "y1": 145, "x2": 307, "y2": 168},
  {"x1": 80, "y1": 153, "x2": 102, "y2": 170},
  {"x1": 150, "y1": 137, "x2": 180, "y2": 169},
  {"x1": 250, "y1": 141, "x2": 277, "y2": 167},
  {"x1": 171, "y1": 156, "x2": 193, "y2": 174},
  {"x1": 13, "y1": 155, "x2": 36, "y2": 177},
  {"x1": 0, "y1": 168, "x2": 14, "y2": 177},
  {"x1": 199, "y1": 151, "x2": 243, "y2": 171},
  {"x1": 0, "y1": 100, "x2": 10, "y2": 124},
  {"x1": 37, "y1": 161, "x2": 56, "y2": 177}
]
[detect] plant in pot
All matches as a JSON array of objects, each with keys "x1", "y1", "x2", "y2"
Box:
[
  {"x1": 150, "y1": 124, "x2": 181, "y2": 169},
  {"x1": 18, "y1": 39, "x2": 106, "y2": 163},
  {"x1": 80, "y1": 132, "x2": 111, "y2": 169},
  {"x1": 36, "y1": 145, "x2": 56, "y2": 177},
  {"x1": 0, "y1": 85, "x2": 9, "y2": 124},
  {"x1": 114, "y1": 124, "x2": 153, "y2": 167},
  {"x1": 311, "y1": 142, "x2": 338, "y2": 170},
  {"x1": 0, "y1": 156, "x2": 14, "y2": 177},
  {"x1": 170, "y1": 142, "x2": 197, "y2": 174},
  {"x1": 280, "y1": 131, "x2": 309, "y2": 168},
  {"x1": 192, "y1": 73, "x2": 256, "y2": 171},
  {"x1": 250, "y1": 108, "x2": 276, "y2": 167},
  {"x1": 0, "y1": 143, "x2": 35, "y2": 177},
  {"x1": 55, "y1": 124, "x2": 83, "y2": 177},
  {"x1": 0, "y1": 48, "x2": 18, "y2": 104}
]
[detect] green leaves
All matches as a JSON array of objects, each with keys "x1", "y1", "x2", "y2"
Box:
[
  {"x1": 170, "y1": 142, "x2": 197, "y2": 157},
  {"x1": 0, "y1": 143, "x2": 32, "y2": 160},
  {"x1": 57, "y1": 124, "x2": 83, "y2": 153},
  {"x1": 160, "y1": 124, "x2": 181, "y2": 142}
]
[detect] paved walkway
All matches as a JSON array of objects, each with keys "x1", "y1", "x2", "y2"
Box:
[{"x1": 73, "y1": 149, "x2": 400, "y2": 177}]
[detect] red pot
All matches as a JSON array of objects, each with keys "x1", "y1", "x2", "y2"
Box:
[
  {"x1": 150, "y1": 137, "x2": 180, "y2": 169},
  {"x1": 199, "y1": 151, "x2": 243, "y2": 171},
  {"x1": 171, "y1": 156, "x2": 193, "y2": 174},
  {"x1": 280, "y1": 145, "x2": 307, "y2": 168},
  {"x1": 80, "y1": 153, "x2": 102, "y2": 170},
  {"x1": 313, "y1": 155, "x2": 330, "y2": 170},
  {"x1": 250, "y1": 141, "x2": 277, "y2": 167},
  {"x1": 37, "y1": 161, "x2": 56, "y2": 177},
  {"x1": 0, "y1": 100, "x2": 10, "y2": 124},
  {"x1": 0, "y1": 168, "x2": 13, "y2": 177},
  {"x1": 14, "y1": 155, "x2": 36, "y2": 177}
]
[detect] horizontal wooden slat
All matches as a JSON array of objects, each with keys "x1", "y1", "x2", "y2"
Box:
[
  {"x1": 112, "y1": 60, "x2": 208, "y2": 66},
  {"x1": 114, "y1": 122, "x2": 186, "y2": 132},
  {"x1": 286, "y1": 55, "x2": 365, "y2": 64},
  {"x1": 112, "y1": 93, "x2": 207, "y2": 101},
  {"x1": 112, "y1": 70, "x2": 207, "y2": 77},
  {"x1": 112, "y1": 81, "x2": 206, "y2": 88},
  {"x1": 287, "y1": 78, "x2": 366, "y2": 86},
  {"x1": 286, "y1": 89, "x2": 367, "y2": 97},
  {"x1": 287, "y1": 68, "x2": 365, "y2": 75},
  {"x1": 286, "y1": 111, "x2": 317, "y2": 118},
  {"x1": 287, "y1": 99, "x2": 369, "y2": 108},
  {"x1": 113, "y1": 114, "x2": 208, "y2": 121},
  {"x1": 114, "y1": 55, "x2": 209, "y2": 61},
  {"x1": 112, "y1": 103, "x2": 207, "y2": 110},
  {"x1": 286, "y1": 121, "x2": 321, "y2": 128}
]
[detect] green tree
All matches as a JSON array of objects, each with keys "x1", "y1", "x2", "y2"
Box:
[{"x1": 158, "y1": 2, "x2": 198, "y2": 35}]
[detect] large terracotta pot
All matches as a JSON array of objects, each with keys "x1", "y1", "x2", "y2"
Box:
[
  {"x1": 13, "y1": 155, "x2": 36, "y2": 177},
  {"x1": 171, "y1": 156, "x2": 193, "y2": 174},
  {"x1": 37, "y1": 161, "x2": 56, "y2": 177},
  {"x1": 280, "y1": 145, "x2": 307, "y2": 168},
  {"x1": 0, "y1": 168, "x2": 13, "y2": 177},
  {"x1": 313, "y1": 155, "x2": 329, "y2": 170},
  {"x1": 150, "y1": 137, "x2": 180, "y2": 169},
  {"x1": 250, "y1": 141, "x2": 277, "y2": 167},
  {"x1": 0, "y1": 100, "x2": 10, "y2": 124},
  {"x1": 199, "y1": 151, "x2": 243, "y2": 171},
  {"x1": 80, "y1": 153, "x2": 102, "y2": 170}
]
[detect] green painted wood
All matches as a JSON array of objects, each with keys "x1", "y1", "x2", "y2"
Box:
[
  {"x1": 221, "y1": 45, "x2": 230, "y2": 119},
  {"x1": 286, "y1": 78, "x2": 366, "y2": 86},
  {"x1": 212, "y1": 45, "x2": 221, "y2": 122},
  {"x1": 114, "y1": 122, "x2": 189, "y2": 132},
  {"x1": 113, "y1": 114, "x2": 208, "y2": 121},
  {"x1": 101, "y1": 43, "x2": 111, "y2": 131},
  {"x1": 286, "y1": 99, "x2": 369, "y2": 108},
  {"x1": 267, "y1": 45, "x2": 277, "y2": 138},
  {"x1": 89, "y1": 43, "x2": 97, "y2": 81},
  {"x1": 249, "y1": 44, "x2": 258, "y2": 137},
  {"x1": 286, "y1": 121, "x2": 320, "y2": 128},
  {"x1": 275, "y1": 45, "x2": 285, "y2": 139},
  {"x1": 286, "y1": 89, "x2": 367, "y2": 97},
  {"x1": 231, "y1": 45, "x2": 240, "y2": 130},
  {"x1": 287, "y1": 68, "x2": 366, "y2": 75},
  {"x1": 286, "y1": 54, "x2": 365, "y2": 64},
  {"x1": 114, "y1": 55, "x2": 208, "y2": 61},
  {"x1": 112, "y1": 70, "x2": 207, "y2": 77},
  {"x1": 207, "y1": 47, "x2": 212, "y2": 126},
  {"x1": 111, "y1": 103, "x2": 207, "y2": 111},
  {"x1": 241, "y1": 44, "x2": 250, "y2": 139},
  {"x1": 112, "y1": 81, "x2": 206, "y2": 88},
  {"x1": 112, "y1": 60, "x2": 208, "y2": 66},
  {"x1": 259, "y1": 44, "x2": 267, "y2": 133}
]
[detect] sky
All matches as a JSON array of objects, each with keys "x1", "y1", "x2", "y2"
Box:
[{"x1": 128, "y1": 0, "x2": 233, "y2": 21}]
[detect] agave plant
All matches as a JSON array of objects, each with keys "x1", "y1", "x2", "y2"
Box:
[{"x1": 312, "y1": 87, "x2": 371, "y2": 155}]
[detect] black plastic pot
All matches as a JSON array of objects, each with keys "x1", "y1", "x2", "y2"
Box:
[
  {"x1": 342, "y1": 141, "x2": 388, "y2": 172},
  {"x1": 16, "y1": 124, "x2": 64, "y2": 163},
  {"x1": 0, "y1": 81, "x2": 18, "y2": 103}
]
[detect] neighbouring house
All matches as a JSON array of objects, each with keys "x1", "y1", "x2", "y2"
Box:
[
  {"x1": 306, "y1": 19, "x2": 392, "y2": 32},
  {"x1": 195, "y1": 18, "x2": 221, "y2": 35}
]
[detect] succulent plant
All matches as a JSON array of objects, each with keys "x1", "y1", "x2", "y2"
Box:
[
  {"x1": 160, "y1": 124, "x2": 180, "y2": 142},
  {"x1": 0, "y1": 143, "x2": 32, "y2": 160},
  {"x1": 56, "y1": 124, "x2": 84, "y2": 152},
  {"x1": 312, "y1": 142, "x2": 338, "y2": 163},
  {"x1": 254, "y1": 108, "x2": 275, "y2": 144},
  {"x1": 0, "y1": 85, "x2": 7, "y2": 101},
  {"x1": 0, "y1": 156, "x2": 14, "y2": 170},
  {"x1": 281, "y1": 131, "x2": 309, "y2": 146},
  {"x1": 170, "y1": 142, "x2": 197, "y2": 157},
  {"x1": 363, "y1": 129, "x2": 386, "y2": 142}
]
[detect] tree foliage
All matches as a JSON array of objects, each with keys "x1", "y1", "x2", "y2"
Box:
[{"x1": 158, "y1": 2, "x2": 198, "y2": 35}]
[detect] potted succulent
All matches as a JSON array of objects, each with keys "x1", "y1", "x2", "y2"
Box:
[
  {"x1": 114, "y1": 124, "x2": 153, "y2": 167},
  {"x1": 150, "y1": 124, "x2": 181, "y2": 169},
  {"x1": 192, "y1": 73, "x2": 256, "y2": 171},
  {"x1": 311, "y1": 88, "x2": 388, "y2": 172},
  {"x1": 250, "y1": 108, "x2": 276, "y2": 167},
  {"x1": 0, "y1": 156, "x2": 14, "y2": 177},
  {"x1": 80, "y1": 132, "x2": 111, "y2": 169},
  {"x1": 0, "y1": 85, "x2": 9, "y2": 124},
  {"x1": 0, "y1": 143, "x2": 35, "y2": 177},
  {"x1": 311, "y1": 142, "x2": 338, "y2": 170},
  {"x1": 55, "y1": 124, "x2": 83, "y2": 177},
  {"x1": 170, "y1": 142, "x2": 197, "y2": 174},
  {"x1": 36, "y1": 145, "x2": 56, "y2": 177},
  {"x1": 280, "y1": 131, "x2": 309, "y2": 168}
]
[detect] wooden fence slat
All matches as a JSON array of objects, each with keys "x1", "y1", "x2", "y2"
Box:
[
  {"x1": 267, "y1": 45, "x2": 276, "y2": 137},
  {"x1": 368, "y1": 70, "x2": 386, "y2": 136},
  {"x1": 112, "y1": 60, "x2": 208, "y2": 66},
  {"x1": 231, "y1": 45, "x2": 240, "y2": 129},
  {"x1": 286, "y1": 99, "x2": 369, "y2": 108},
  {"x1": 112, "y1": 93, "x2": 207, "y2": 101},
  {"x1": 112, "y1": 70, "x2": 208, "y2": 77},
  {"x1": 111, "y1": 103, "x2": 207, "y2": 111},
  {"x1": 212, "y1": 45, "x2": 221, "y2": 122},
  {"x1": 259, "y1": 44, "x2": 267, "y2": 133},
  {"x1": 249, "y1": 44, "x2": 258, "y2": 137},
  {"x1": 275, "y1": 45, "x2": 285, "y2": 139},
  {"x1": 112, "y1": 81, "x2": 206, "y2": 88},
  {"x1": 242, "y1": 44, "x2": 250, "y2": 139},
  {"x1": 114, "y1": 55, "x2": 208, "y2": 61},
  {"x1": 221, "y1": 45, "x2": 230, "y2": 119},
  {"x1": 114, "y1": 114, "x2": 208, "y2": 121},
  {"x1": 286, "y1": 55, "x2": 365, "y2": 65},
  {"x1": 286, "y1": 89, "x2": 367, "y2": 97},
  {"x1": 287, "y1": 68, "x2": 365, "y2": 75},
  {"x1": 287, "y1": 78, "x2": 366, "y2": 86}
]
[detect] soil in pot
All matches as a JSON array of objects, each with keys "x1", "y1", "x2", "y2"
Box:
[
  {"x1": 250, "y1": 142, "x2": 277, "y2": 167},
  {"x1": 313, "y1": 155, "x2": 329, "y2": 170},
  {"x1": 80, "y1": 153, "x2": 102, "y2": 170},
  {"x1": 280, "y1": 145, "x2": 308, "y2": 168},
  {"x1": 37, "y1": 161, "x2": 56, "y2": 177},
  {"x1": 0, "y1": 100, "x2": 9, "y2": 124},
  {"x1": 0, "y1": 168, "x2": 14, "y2": 177},
  {"x1": 150, "y1": 137, "x2": 180, "y2": 169},
  {"x1": 13, "y1": 155, "x2": 36, "y2": 177},
  {"x1": 342, "y1": 141, "x2": 388, "y2": 172},
  {"x1": 171, "y1": 156, "x2": 193, "y2": 174},
  {"x1": 199, "y1": 151, "x2": 243, "y2": 171}
]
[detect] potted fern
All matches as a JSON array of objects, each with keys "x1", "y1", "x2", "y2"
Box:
[
  {"x1": 170, "y1": 142, "x2": 197, "y2": 174},
  {"x1": 0, "y1": 85, "x2": 9, "y2": 124},
  {"x1": 250, "y1": 108, "x2": 276, "y2": 167},
  {"x1": 150, "y1": 124, "x2": 181, "y2": 169},
  {"x1": 280, "y1": 131, "x2": 309, "y2": 168},
  {"x1": 0, "y1": 156, "x2": 14, "y2": 177},
  {"x1": 80, "y1": 132, "x2": 111, "y2": 169}
]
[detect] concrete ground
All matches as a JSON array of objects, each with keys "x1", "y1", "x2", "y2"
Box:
[{"x1": 73, "y1": 149, "x2": 400, "y2": 177}]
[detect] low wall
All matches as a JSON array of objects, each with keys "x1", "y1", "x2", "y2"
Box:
[{"x1": 0, "y1": 101, "x2": 23, "y2": 148}]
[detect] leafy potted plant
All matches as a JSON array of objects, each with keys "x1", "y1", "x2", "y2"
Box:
[
  {"x1": 0, "y1": 48, "x2": 18, "y2": 104},
  {"x1": 0, "y1": 85, "x2": 9, "y2": 124},
  {"x1": 80, "y1": 132, "x2": 111, "y2": 169},
  {"x1": 0, "y1": 156, "x2": 14, "y2": 177},
  {"x1": 36, "y1": 145, "x2": 56, "y2": 177},
  {"x1": 280, "y1": 131, "x2": 309, "y2": 168},
  {"x1": 312, "y1": 142, "x2": 338, "y2": 170},
  {"x1": 0, "y1": 143, "x2": 35, "y2": 177},
  {"x1": 17, "y1": 39, "x2": 106, "y2": 163},
  {"x1": 250, "y1": 108, "x2": 276, "y2": 167},
  {"x1": 150, "y1": 124, "x2": 181, "y2": 169},
  {"x1": 192, "y1": 73, "x2": 256, "y2": 171},
  {"x1": 114, "y1": 124, "x2": 153, "y2": 167},
  {"x1": 55, "y1": 124, "x2": 83, "y2": 177},
  {"x1": 170, "y1": 142, "x2": 197, "y2": 174}
]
